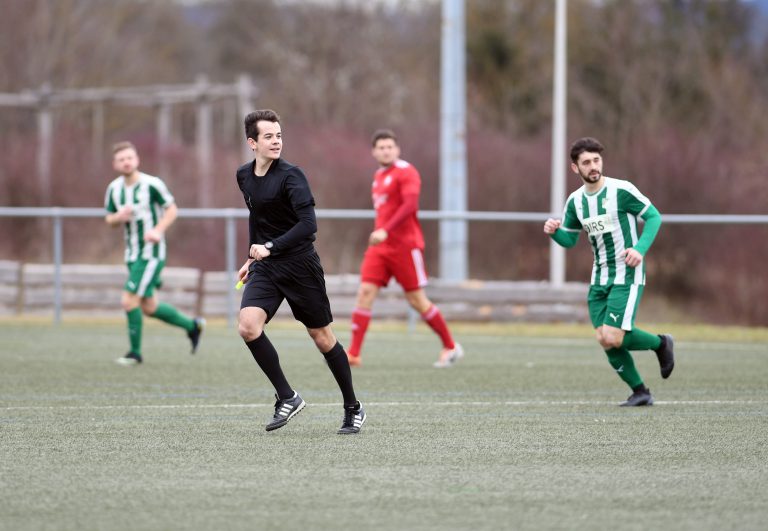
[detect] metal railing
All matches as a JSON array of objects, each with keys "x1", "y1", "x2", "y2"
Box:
[{"x1": 1, "y1": 206, "x2": 767, "y2": 324}]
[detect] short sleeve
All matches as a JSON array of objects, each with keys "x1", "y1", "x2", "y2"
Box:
[
  {"x1": 149, "y1": 178, "x2": 175, "y2": 207},
  {"x1": 561, "y1": 196, "x2": 582, "y2": 232},
  {"x1": 104, "y1": 184, "x2": 117, "y2": 213},
  {"x1": 618, "y1": 183, "x2": 651, "y2": 217}
]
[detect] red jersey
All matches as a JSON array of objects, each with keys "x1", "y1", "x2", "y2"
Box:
[{"x1": 372, "y1": 159, "x2": 425, "y2": 250}]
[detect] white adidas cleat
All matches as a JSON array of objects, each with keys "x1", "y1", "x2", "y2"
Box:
[{"x1": 433, "y1": 343, "x2": 464, "y2": 368}]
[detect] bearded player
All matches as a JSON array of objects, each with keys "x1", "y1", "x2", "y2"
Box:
[{"x1": 544, "y1": 137, "x2": 675, "y2": 406}]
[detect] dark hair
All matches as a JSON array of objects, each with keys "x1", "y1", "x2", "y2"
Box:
[
  {"x1": 244, "y1": 109, "x2": 281, "y2": 140},
  {"x1": 371, "y1": 128, "x2": 398, "y2": 147},
  {"x1": 112, "y1": 141, "x2": 137, "y2": 155},
  {"x1": 569, "y1": 137, "x2": 605, "y2": 163}
]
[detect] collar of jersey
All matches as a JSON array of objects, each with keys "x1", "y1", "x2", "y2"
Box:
[
  {"x1": 252, "y1": 158, "x2": 280, "y2": 177},
  {"x1": 583, "y1": 177, "x2": 609, "y2": 197}
]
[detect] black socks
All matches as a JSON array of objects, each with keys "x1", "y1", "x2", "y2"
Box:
[
  {"x1": 323, "y1": 342, "x2": 357, "y2": 407},
  {"x1": 247, "y1": 335, "x2": 357, "y2": 408},
  {"x1": 246, "y1": 333, "x2": 293, "y2": 400}
]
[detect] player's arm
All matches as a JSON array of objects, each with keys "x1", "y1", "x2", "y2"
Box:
[
  {"x1": 544, "y1": 197, "x2": 580, "y2": 248},
  {"x1": 143, "y1": 180, "x2": 178, "y2": 242},
  {"x1": 263, "y1": 170, "x2": 317, "y2": 257},
  {"x1": 268, "y1": 202, "x2": 316, "y2": 255},
  {"x1": 622, "y1": 205, "x2": 661, "y2": 266},
  {"x1": 546, "y1": 222, "x2": 579, "y2": 248},
  {"x1": 619, "y1": 185, "x2": 661, "y2": 267},
  {"x1": 153, "y1": 202, "x2": 178, "y2": 233},
  {"x1": 104, "y1": 185, "x2": 132, "y2": 226},
  {"x1": 370, "y1": 193, "x2": 419, "y2": 245},
  {"x1": 238, "y1": 257, "x2": 255, "y2": 283},
  {"x1": 632, "y1": 205, "x2": 661, "y2": 256},
  {"x1": 105, "y1": 207, "x2": 132, "y2": 227},
  {"x1": 144, "y1": 203, "x2": 177, "y2": 243},
  {"x1": 372, "y1": 165, "x2": 422, "y2": 245}
]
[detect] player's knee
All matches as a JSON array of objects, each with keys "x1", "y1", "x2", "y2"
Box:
[
  {"x1": 308, "y1": 327, "x2": 336, "y2": 352},
  {"x1": 140, "y1": 301, "x2": 157, "y2": 316},
  {"x1": 597, "y1": 338, "x2": 610, "y2": 350},
  {"x1": 238, "y1": 320, "x2": 263, "y2": 342},
  {"x1": 356, "y1": 285, "x2": 377, "y2": 307},
  {"x1": 121, "y1": 293, "x2": 140, "y2": 312},
  {"x1": 594, "y1": 329, "x2": 609, "y2": 350},
  {"x1": 403, "y1": 287, "x2": 426, "y2": 308},
  {"x1": 601, "y1": 333, "x2": 623, "y2": 350}
]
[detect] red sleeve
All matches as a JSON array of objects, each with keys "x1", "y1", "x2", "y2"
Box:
[
  {"x1": 383, "y1": 193, "x2": 419, "y2": 233},
  {"x1": 399, "y1": 165, "x2": 421, "y2": 196}
]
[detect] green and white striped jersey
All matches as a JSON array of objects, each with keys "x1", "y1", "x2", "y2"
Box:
[
  {"x1": 560, "y1": 177, "x2": 653, "y2": 286},
  {"x1": 104, "y1": 172, "x2": 175, "y2": 263}
]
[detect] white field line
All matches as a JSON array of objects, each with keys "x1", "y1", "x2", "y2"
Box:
[{"x1": 2, "y1": 399, "x2": 766, "y2": 411}]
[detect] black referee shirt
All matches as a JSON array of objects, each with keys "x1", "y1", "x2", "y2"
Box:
[{"x1": 236, "y1": 158, "x2": 317, "y2": 260}]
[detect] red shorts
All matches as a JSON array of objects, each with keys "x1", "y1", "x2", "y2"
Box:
[{"x1": 359, "y1": 245, "x2": 428, "y2": 292}]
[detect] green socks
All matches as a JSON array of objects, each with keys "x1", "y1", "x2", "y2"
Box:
[
  {"x1": 126, "y1": 303, "x2": 194, "y2": 358},
  {"x1": 605, "y1": 329, "x2": 659, "y2": 389},
  {"x1": 605, "y1": 347, "x2": 644, "y2": 389},
  {"x1": 151, "y1": 302, "x2": 195, "y2": 331},
  {"x1": 126, "y1": 307, "x2": 143, "y2": 355},
  {"x1": 621, "y1": 328, "x2": 662, "y2": 351}
]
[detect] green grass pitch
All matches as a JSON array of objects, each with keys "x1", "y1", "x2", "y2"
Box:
[{"x1": 1, "y1": 319, "x2": 767, "y2": 531}]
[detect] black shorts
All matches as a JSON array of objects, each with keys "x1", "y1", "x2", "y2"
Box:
[{"x1": 240, "y1": 250, "x2": 333, "y2": 329}]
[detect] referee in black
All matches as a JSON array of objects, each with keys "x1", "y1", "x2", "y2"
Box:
[{"x1": 236, "y1": 109, "x2": 365, "y2": 435}]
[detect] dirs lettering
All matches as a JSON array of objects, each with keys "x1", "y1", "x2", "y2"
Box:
[{"x1": 584, "y1": 220, "x2": 605, "y2": 235}]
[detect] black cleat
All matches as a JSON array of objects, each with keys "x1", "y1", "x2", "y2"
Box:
[
  {"x1": 654, "y1": 334, "x2": 675, "y2": 379},
  {"x1": 187, "y1": 317, "x2": 205, "y2": 354},
  {"x1": 115, "y1": 351, "x2": 142, "y2": 366},
  {"x1": 338, "y1": 402, "x2": 366, "y2": 434},
  {"x1": 620, "y1": 388, "x2": 654, "y2": 407},
  {"x1": 266, "y1": 392, "x2": 306, "y2": 431}
]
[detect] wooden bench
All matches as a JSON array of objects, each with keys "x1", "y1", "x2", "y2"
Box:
[
  {"x1": 201, "y1": 272, "x2": 588, "y2": 322},
  {"x1": 18, "y1": 263, "x2": 200, "y2": 316},
  {"x1": 0, "y1": 261, "x2": 588, "y2": 322},
  {"x1": 0, "y1": 260, "x2": 21, "y2": 315}
]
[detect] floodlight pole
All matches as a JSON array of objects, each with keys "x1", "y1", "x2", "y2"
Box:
[
  {"x1": 196, "y1": 75, "x2": 214, "y2": 208},
  {"x1": 37, "y1": 83, "x2": 53, "y2": 206},
  {"x1": 439, "y1": 0, "x2": 468, "y2": 282},
  {"x1": 157, "y1": 102, "x2": 172, "y2": 179},
  {"x1": 549, "y1": 0, "x2": 568, "y2": 286},
  {"x1": 237, "y1": 74, "x2": 255, "y2": 162}
]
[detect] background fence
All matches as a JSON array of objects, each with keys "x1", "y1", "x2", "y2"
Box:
[{"x1": 1, "y1": 207, "x2": 766, "y2": 325}]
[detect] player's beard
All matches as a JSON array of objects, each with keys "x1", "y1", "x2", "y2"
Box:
[{"x1": 580, "y1": 170, "x2": 601, "y2": 184}]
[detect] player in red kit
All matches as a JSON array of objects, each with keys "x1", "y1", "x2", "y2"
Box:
[{"x1": 347, "y1": 129, "x2": 463, "y2": 368}]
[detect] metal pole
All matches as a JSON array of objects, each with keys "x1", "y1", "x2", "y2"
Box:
[
  {"x1": 157, "y1": 102, "x2": 172, "y2": 179},
  {"x1": 37, "y1": 83, "x2": 53, "y2": 206},
  {"x1": 439, "y1": 0, "x2": 468, "y2": 282},
  {"x1": 196, "y1": 75, "x2": 213, "y2": 208},
  {"x1": 237, "y1": 74, "x2": 255, "y2": 163},
  {"x1": 225, "y1": 212, "x2": 237, "y2": 327},
  {"x1": 53, "y1": 209, "x2": 63, "y2": 324},
  {"x1": 92, "y1": 101, "x2": 105, "y2": 165},
  {"x1": 549, "y1": 0, "x2": 568, "y2": 287}
]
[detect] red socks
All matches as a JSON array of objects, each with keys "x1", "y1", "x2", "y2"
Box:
[
  {"x1": 350, "y1": 305, "x2": 455, "y2": 356},
  {"x1": 348, "y1": 308, "x2": 372, "y2": 357},
  {"x1": 421, "y1": 305, "x2": 455, "y2": 349}
]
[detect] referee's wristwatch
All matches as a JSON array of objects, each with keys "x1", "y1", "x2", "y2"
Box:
[{"x1": 264, "y1": 241, "x2": 274, "y2": 250}]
